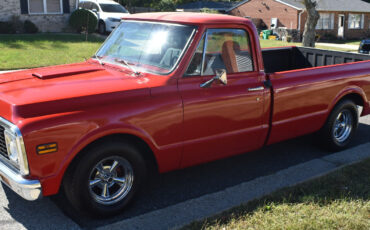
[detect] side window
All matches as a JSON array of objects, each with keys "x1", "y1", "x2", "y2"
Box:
[{"x1": 185, "y1": 28, "x2": 253, "y2": 76}]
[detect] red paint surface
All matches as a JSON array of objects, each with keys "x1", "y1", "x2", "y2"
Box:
[{"x1": 0, "y1": 13, "x2": 369, "y2": 196}]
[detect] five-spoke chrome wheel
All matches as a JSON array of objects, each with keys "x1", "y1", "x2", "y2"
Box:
[
  {"x1": 88, "y1": 156, "x2": 134, "y2": 205},
  {"x1": 63, "y1": 140, "x2": 147, "y2": 216},
  {"x1": 333, "y1": 110, "x2": 353, "y2": 143}
]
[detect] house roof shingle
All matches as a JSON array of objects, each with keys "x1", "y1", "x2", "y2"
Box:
[{"x1": 228, "y1": 0, "x2": 370, "y2": 13}]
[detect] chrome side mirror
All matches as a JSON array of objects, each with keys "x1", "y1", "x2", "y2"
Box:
[{"x1": 200, "y1": 69, "x2": 227, "y2": 88}]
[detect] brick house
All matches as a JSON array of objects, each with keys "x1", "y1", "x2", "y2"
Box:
[
  {"x1": 0, "y1": 0, "x2": 78, "y2": 32},
  {"x1": 228, "y1": 0, "x2": 370, "y2": 39}
]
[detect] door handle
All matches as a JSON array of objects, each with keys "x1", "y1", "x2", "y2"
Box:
[{"x1": 248, "y1": 86, "x2": 264, "y2": 92}]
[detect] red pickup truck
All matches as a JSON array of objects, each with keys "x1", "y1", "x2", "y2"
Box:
[{"x1": 0, "y1": 13, "x2": 369, "y2": 216}]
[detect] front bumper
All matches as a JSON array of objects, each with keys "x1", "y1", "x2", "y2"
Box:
[{"x1": 0, "y1": 158, "x2": 42, "y2": 201}]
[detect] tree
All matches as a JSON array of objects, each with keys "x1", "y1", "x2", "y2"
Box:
[
  {"x1": 114, "y1": 0, "x2": 151, "y2": 8},
  {"x1": 155, "y1": 0, "x2": 176, "y2": 11},
  {"x1": 302, "y1": 0, "x2": 319, "y2": 47}
]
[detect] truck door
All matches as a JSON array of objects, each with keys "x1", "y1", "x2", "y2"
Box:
[{"x1": 178, "y1": 28, "x2": 268, "y2": 168}]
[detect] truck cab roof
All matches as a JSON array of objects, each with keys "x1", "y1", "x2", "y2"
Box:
[{"x1": 122, "y1": 12, "x2": 252, "y2": 25}]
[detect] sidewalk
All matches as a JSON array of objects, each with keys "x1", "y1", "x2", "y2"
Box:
[{"x1": 316, "y1": 42, "x2": 359, "y2": 50}]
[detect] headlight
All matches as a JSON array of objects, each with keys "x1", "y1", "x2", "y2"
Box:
[
  {"x1": 4, "y1": 130, "x2": 19, "y2": 163},
  {"x1": 1, "y1": 118, "x2": 29, "y2": 176},
  {"x1": 108, "y1": 17, "x2": 121, "y2": 22}
]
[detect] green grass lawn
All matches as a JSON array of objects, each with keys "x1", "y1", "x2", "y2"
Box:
[
  {"x1": 0, "y1": 33, "x2": 104, "y2": 70},
  {"x1": 259, "y1": 39, "x2": 301, "y2": 48},
  {"x1": 182, "y1": 158, "x2": 370, "y2": 230},
  {"x1": 0, "y1": 33, "x2": 361, "y2": 70}
]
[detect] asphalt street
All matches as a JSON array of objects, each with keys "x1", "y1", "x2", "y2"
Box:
[{"x1": 0, "y1": 115, "x2": 369, "y2": 229}]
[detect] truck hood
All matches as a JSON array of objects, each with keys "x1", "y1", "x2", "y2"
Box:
[{"x1": 0, "y1": 62, "x2": 151, "y2": 120}]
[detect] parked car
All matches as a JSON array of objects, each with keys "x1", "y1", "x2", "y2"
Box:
[
  {"x1": 359, "y1": 39, "x2": 370, "y2": 54},
  {"x1": 79, "y1": 0, "x2": 129, "y2": 34},
  {"x1": 0, "y1": 13, "x2": 369, "y2": 217}
]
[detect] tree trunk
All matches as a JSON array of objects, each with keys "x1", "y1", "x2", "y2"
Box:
[{"x1": 302, "y1": 0, "x2": 320, "y2": 47}]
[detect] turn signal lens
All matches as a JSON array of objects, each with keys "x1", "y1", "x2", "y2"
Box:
[{"x1": 37, "y1": 143, "x2": 58, "y2": 155}]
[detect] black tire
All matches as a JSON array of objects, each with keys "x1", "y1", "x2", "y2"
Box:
[
  {"x1": 319, "y1": 99, "x2": 358, "y2": 151},
  {"x1": 63, "y1": 140, "x2": 147, "y2": 217},
  {"x1": 98, "y1": 21, "x2": 106, "y2": 34}
]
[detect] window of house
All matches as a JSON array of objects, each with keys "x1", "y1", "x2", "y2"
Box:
[
  {"x1": 185, "y1": 28, "x2": 253, "y2": 76},
  {"x1": 316, "y1": 13, "x2": 334, "y2": 30},
  {"x1": 28, "y1": 0, "x2": 63, "y2": 14},
  {"x1": 348, "y1": 14, "x2": 364, "y2": 29}
]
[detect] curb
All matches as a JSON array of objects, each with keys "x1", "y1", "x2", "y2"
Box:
[
  {"x1": 97, "y1": 143, "x2": 370, "y2": 230},
  {"x1": 0, "y1": 70, "x2": 24, "y2": 74}
]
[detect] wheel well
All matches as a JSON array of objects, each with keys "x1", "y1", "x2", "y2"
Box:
[
  {"x1": 99, "y1": 20, "x2": 105, "y2": 26},
  {"x1": 65, "y1": 134, "x2": 159, "y2": 184},
  {"x1": 321, "y1": 93, "x2": 363, "y2": 132}
]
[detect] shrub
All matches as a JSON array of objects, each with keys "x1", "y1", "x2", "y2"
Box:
[
  {"x1": 11, "y1": 15, "x2": 23, "y2": 33},
  {"x1": 362, "y1": 30, "x2": 370, "y2": 39},
  {"x1": 69, "y1": 9, "x2": 98, "y2": 33},
  {"x1": 154, "y1": 0, "x2": 176, "y2": 12},
  {"x1": 252, "y1": 18, "x2": 268, "y2": 31},
  {"x1": 23, "y1": 20, "x2": 38, "y2": 33},
  {"x1": 319, "y1": 33, "x2": 337, "y2": 41},
  {"x1": 0, "y1": 21, "x2": 16, "y2": 34}
]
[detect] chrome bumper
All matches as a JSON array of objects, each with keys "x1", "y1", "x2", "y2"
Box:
[{"x1": 0, "y1": 159, "x2": 42, "y2": 201}]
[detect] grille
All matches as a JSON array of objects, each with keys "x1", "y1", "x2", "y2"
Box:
[{"x1": 0, "y1": 126, "x2": 9, "y2": 160}]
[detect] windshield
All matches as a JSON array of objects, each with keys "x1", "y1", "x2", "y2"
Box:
[
  {"x1": 96, "y1": 21, "x2": 196, "y2": 75},
  {"x1": 100, "y1": 4, "x2": 128, "y2": 13}
]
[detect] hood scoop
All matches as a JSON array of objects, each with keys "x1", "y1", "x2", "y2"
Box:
[{"x1": 32, "y1": 65, "x2": 104, "y2": 79}]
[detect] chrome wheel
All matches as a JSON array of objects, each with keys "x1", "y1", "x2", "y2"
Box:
[
  {"x1": 333, "y1": 110, "x2": 353, "y2": 143},
  {"x1": 88, "y1": 156, "x2": 134, "y2": 205}
]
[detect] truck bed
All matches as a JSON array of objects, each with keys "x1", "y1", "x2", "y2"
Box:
[{"x1": 262, "y1": 46, "x2": 370, "y2": 73}]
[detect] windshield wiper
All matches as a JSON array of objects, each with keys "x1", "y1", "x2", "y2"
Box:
[
  {"x1": 114, "y1": 58, "x2": 141, "y2": 76},
  {"x1": 92, "y1": 55, "x2": 104, "y2": 66}
]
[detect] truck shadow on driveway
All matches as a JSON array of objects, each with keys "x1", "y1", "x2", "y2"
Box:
[
  {"x1": 2, "y1": 121, "x2": 370, "y2": 229},
  {"x1": 0, "y1": 186, "x2": 79, "y2": 229}
]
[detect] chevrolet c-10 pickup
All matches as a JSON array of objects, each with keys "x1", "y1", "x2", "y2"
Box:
[{"x1": 0, "y1": 13, "x2": 369, "y2": 216}]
